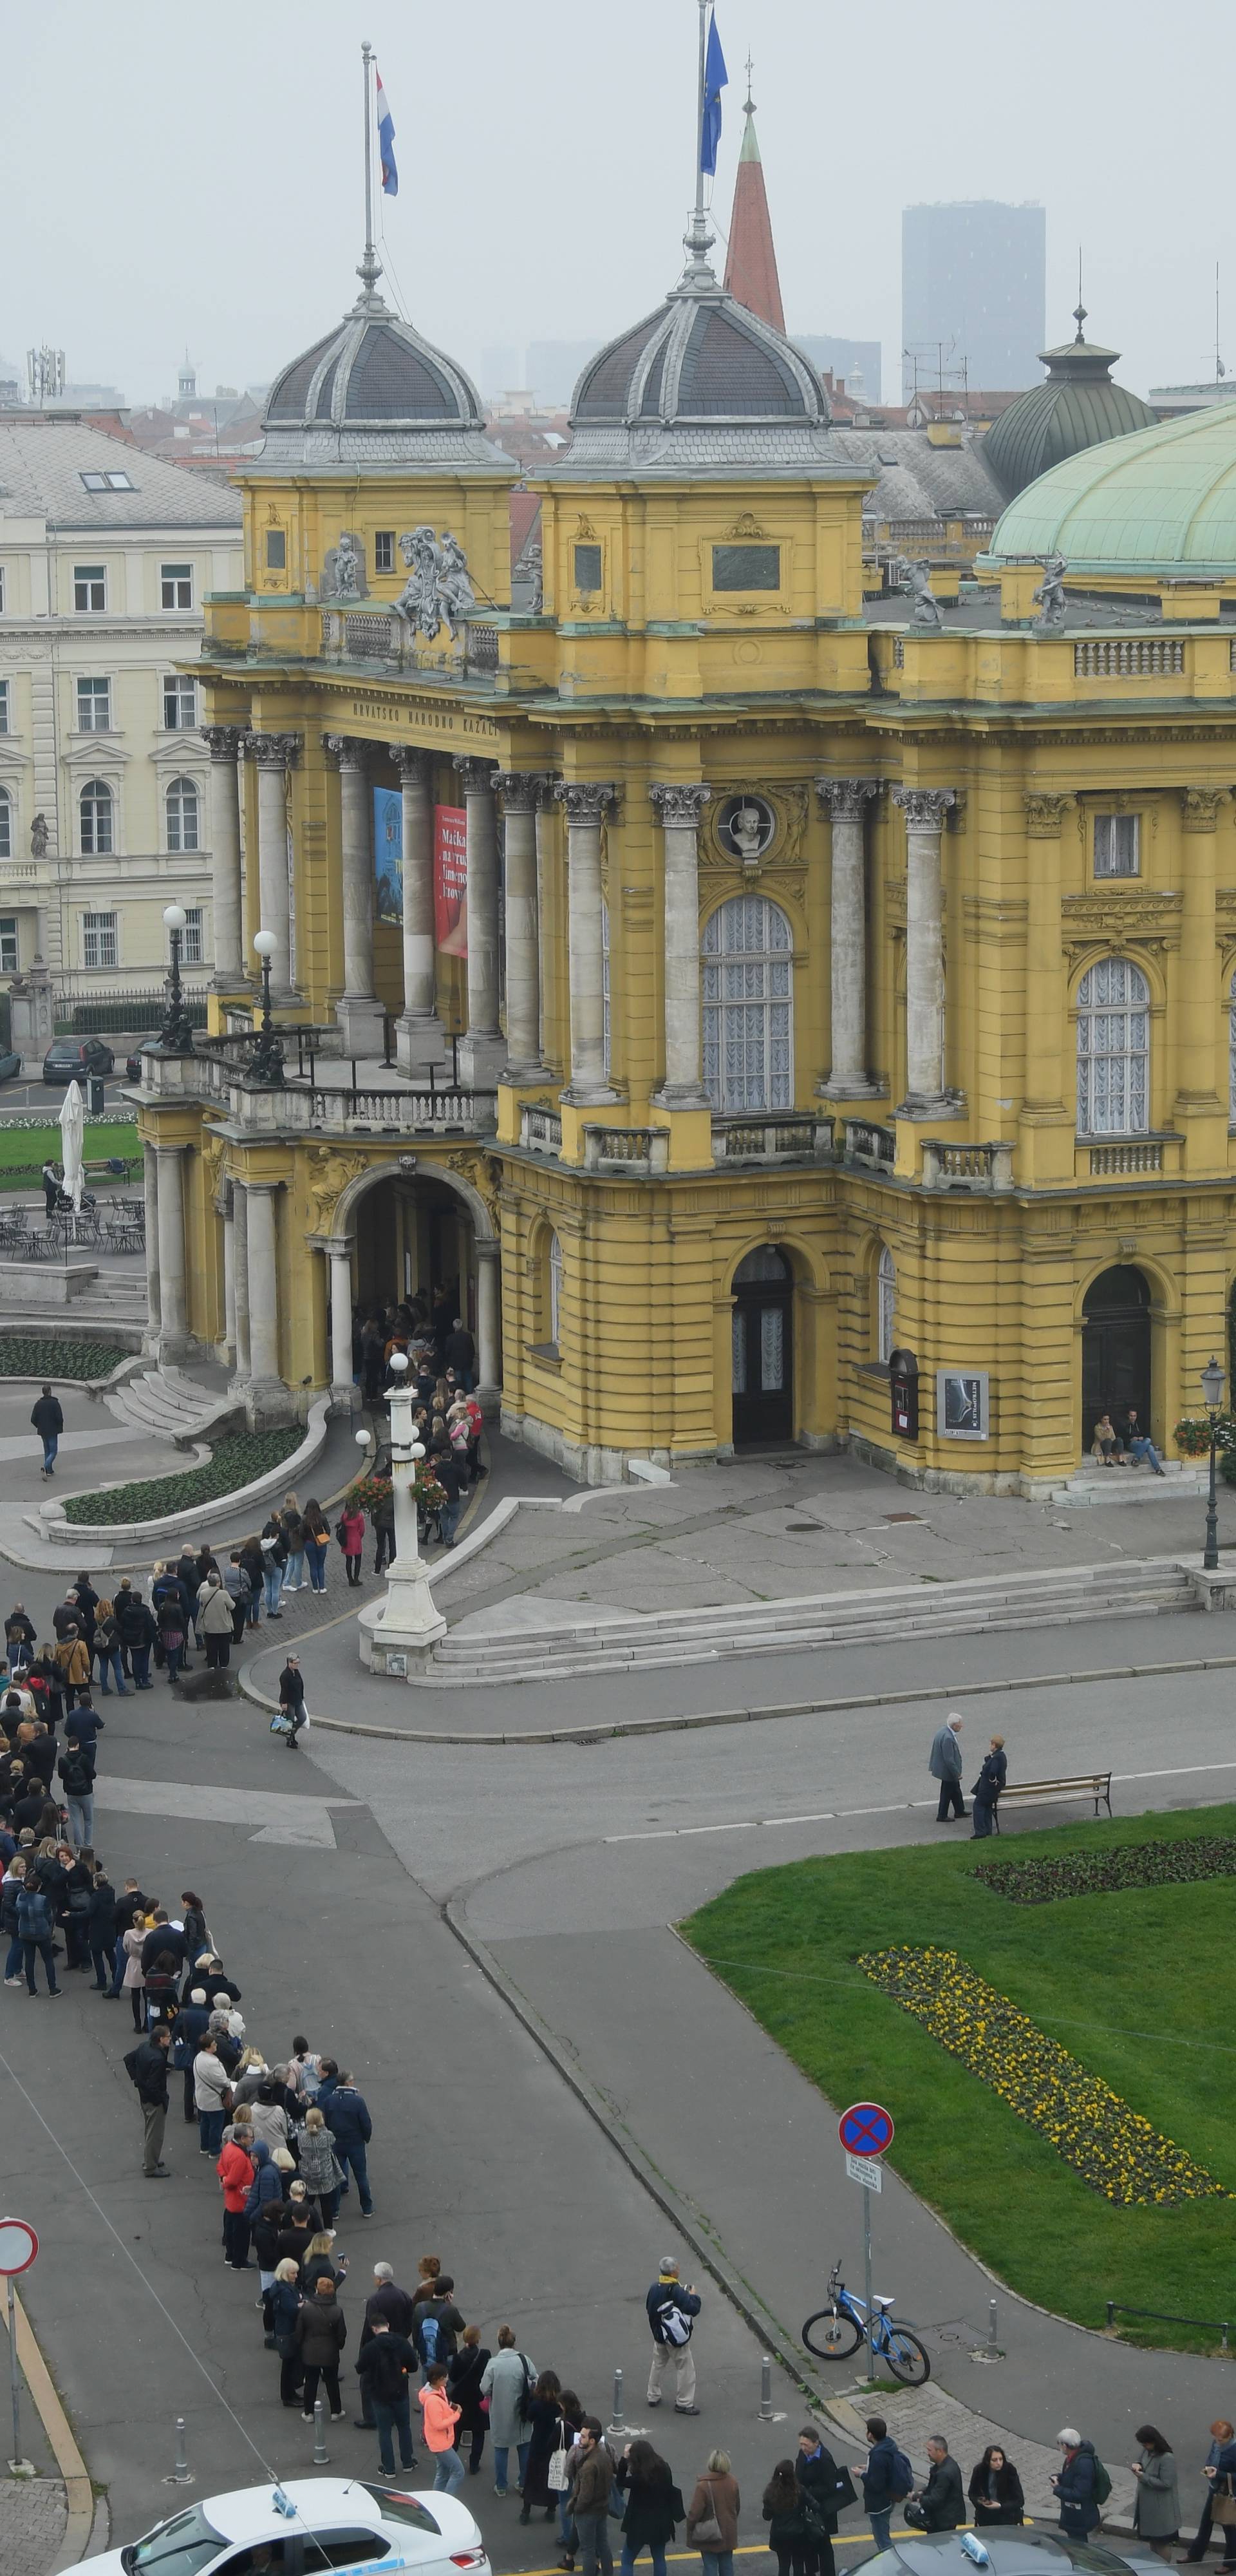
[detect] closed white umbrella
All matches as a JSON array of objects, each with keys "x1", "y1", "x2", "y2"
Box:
[{"x1": 59, "y1": 1079, "x2": 85, "y2": 1213}]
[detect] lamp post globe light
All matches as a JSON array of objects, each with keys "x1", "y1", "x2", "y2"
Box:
[
  {"x1": 159, "y1": 902, "x2": 194, "y2": 1052},
  {"x1": 356, "y1": 1351, "x2": 447, "y2": 1673},
  {"x1": 248, "y1": 929, "x2": 285, "y2": 1086},
  {"x1": 1202, "y1": 1354, "x2": 1225, "y2": 1573}
]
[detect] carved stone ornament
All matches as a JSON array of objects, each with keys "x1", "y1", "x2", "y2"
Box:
[
  {"x1": 892, "y1": 786, "x2": 957, "y2": 831},
  {"x1": 575, "y1": 515, "x2": 597, "y2": 540},
  {"x1": 816, "y1": 777, "x2": 881, "y2": 825},
  {"x1": 556, "y1": 780, "x2": 616, "y2": 825},
  {"x1": 391, "y1": 527, "x2": 474, "y2": 645},
  {"x1": 391, "y1": 744, "x2": 431, "y2": 786},
  {"x1": 246, "y1": 731, "x2": 301, "y2": 771},
  {"x1": 1181, "y1": 786, "x2": 1227, "y2": 831},
  {"x1": 724, "y1": 510, "x2": 767, "y2": 540},
  {"x1": 453, "y1": 754, "x2": 498, "y2": 794},
  {"x1": 1024, "y1": 791, "x2": 1074, "y2": 837},
  {"x1": 323, "y1": 734, "x2": 368, "y2": 772},
  {"x1": 320, "y1": 532, "x2": 367, "y2": 603},
  {"x1": 494, "y1": 772, "x2": 548, "y2": 812},
  {"x1": 305, "y1": 1145, "x2": 370, "y2": 1236},
  {"x1": 649, "y1": 782, "x2": 711, "y2": 828},
  {"x1": 201, "y1": 724, "x2": 246, "y2": 762},
  {"x1": 29, "y1": 813, "x2": 48, "y2": 860}
]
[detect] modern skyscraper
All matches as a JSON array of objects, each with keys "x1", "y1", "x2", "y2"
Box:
[{"x1": 901, "y1": 201, "x2": 1045, "y2": 400}]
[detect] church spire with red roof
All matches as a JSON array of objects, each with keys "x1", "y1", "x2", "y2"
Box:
[{"x1": 722, "y1": 64, "x2": 785, "y2": 335}]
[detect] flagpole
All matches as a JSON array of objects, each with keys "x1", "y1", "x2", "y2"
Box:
[
  {"x1": 695, "y1": 0, "x2": 707, "y2": 222},
  {"x1": 360, "y1": 39, "x2": 376, "y2": 291}
]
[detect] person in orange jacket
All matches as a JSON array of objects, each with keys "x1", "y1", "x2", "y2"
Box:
[
  {"x1": 216, "y1": 2135, "x2": 255, "y2": 2270},
  {"x1": 419, "y1": 2363, "x2": 464, "y2": 2495}
]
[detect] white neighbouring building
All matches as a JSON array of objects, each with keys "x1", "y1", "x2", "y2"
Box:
[{"x1": 0, "y1": 417, "x2": 243, "y2": 1005}]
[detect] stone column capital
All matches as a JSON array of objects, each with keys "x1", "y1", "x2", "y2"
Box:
[
  {"x1": 649, "y1": 782, "x2": 711, "y2": 827},
  {"x1": 495, "y1": 771, "x2": 550, "y2": 813},
  {"x1": 324, "y1": 733, "x2": 370, "y2": 772},
  {"x1": 391, "y1": 744, "x2": 431, "y2": 786},
  {"x1": 815, "y1": 777, "x2": 881, "y2": 822},
  {"x1": 555, "y1": 780, "x2": 616, "y2": 825},
  {"x1": 153, "y1": 1140, "x2": 187, "y2": 1160},
  {"x1": 475, "y1": 1237, "x2": 501, "y2": 1264},
  {"x1": 201, "y1": 724, "x2": 247, "y2": 761},
  {"x1": 892, "y1": 786, "x2": 955, "y2": 831},
  {"x1": 246, "y1": 730, "x2": 301, "y2": 771},
  {"x1": 453, "y1": 755, "x2": 498, "y2": 792}
]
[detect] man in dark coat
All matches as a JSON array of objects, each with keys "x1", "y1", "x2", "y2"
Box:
[
  {"x1": 928, "y1": 1714, "x2": 966, "y2": 1822},
  {"x1": 796, "y1": 2424, "x2": 845, "y2": 2575},
  {"x1": 444, "y1": 1318, "x2": 476, "y2": 1388},
  {"x1": 970, "y1": 1736, "x2": 1008, "y2": 1841},
  {"x1": 324, "y1": 2072, "x2": 373, "y2": 2214},
  {"x1": 30, "y1": 1385, "x2": 63, "y2": 1479},
  {"x1": 124, "y1": 2024, "x2": 172, "y2": 2175},
  {"x1": 355, "y1": 2317, "x2": 419, "y2": 2476},
  {"x1": 911, "y1": 2440, "x2": 964, "y2": 2532},
  {"x1": 354, "y1": 2264, "x2": 418, "y2": 2432}
]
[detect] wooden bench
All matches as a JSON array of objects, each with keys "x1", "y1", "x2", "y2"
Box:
[{"x1": 993, "y1": 1772, "x2": 1113, "y2": 1829}]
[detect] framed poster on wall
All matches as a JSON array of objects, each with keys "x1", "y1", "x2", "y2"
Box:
[
  {"x1": 936, "y1": 1369, "x2": 990, "y2": 1439},
  {"x1": 434, "y1": 804, "x2": 468, "y2": 955}
]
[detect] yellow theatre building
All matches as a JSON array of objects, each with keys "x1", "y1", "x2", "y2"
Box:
[{"x1": 137, "y1": 177, "x2": 1236, "y2": 1493}]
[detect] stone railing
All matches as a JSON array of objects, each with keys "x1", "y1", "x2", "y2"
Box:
[
  {"x1": 712, "y1": 1113, "x2": 834, "y2": 1164},
  {"x1": 1087, "y1": 1139, "x2": 1163, "y2": 1176},
  {"x1": 319, "y1": 606, "x2": 502, "y2": 679},
  {"x1": 520, "y1": 1105, "x2": 563, "y2": 1156},
  {"x1": 582, "y1": 1125, "x2": 669, "y2": 1173},
  {"x1": 921, "y1": 1138, "x2": 1015, "y2": 1193},
  {"x1": 841, "y1": 1118, "x2": 897, "y2": 1174},
  {"x1": 303, "y1": 1084, "x2": 496, "y2": 1135},
  {"x1": 1074, "y1": 638, "x2": 1184, "y2": 679}
]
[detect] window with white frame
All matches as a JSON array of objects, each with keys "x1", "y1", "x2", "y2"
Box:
[
  {"x1": 165, "y1": 775, "x2": 200, "y2": 852},
  {"x1": 82, "y1": 909, "x2": 118, "y2": 969},
  {"x1": 163, "y1": 672, "x2": 197, "y2": 729},
  {"x1": 161, "y1": 562, "x2": 193, "y2": 610},
  {"x1": 1076, "y1": 956, "x2": 1150, "y2": 1135},
  {"x1": 182, "y1": 905, "x2": 204, "y2": 967},
  {"x1": 75, "y1": 675, "x2": 111, "y2": 731},
  {"x1": 548, "y1": 1231, "x2": 563, "y2": 1348},
  {"x1": 73, "y1": 565, "x2": 106, "y2": 612},
  {"x1": 877, "y1": 1244, "x2": 896, "y2": 1365},
  {"x1": 1093, "y1": 813, "x2": 1139, "y2": 877},
  {"x1": 79, "y1": 778, "x2": 114, "y2": 855},
  {"x1": 0, "y1": 790, "x2": 11, "y2": 862},
  {"x1": 702, "y1": 893, "x2": 793, "y2": 1112},
  {"x1": 0, "y1": 918, "x2": 17, "y2": 973},
  {"x1": 0, "y1": 679, "x2": 8, "y2": 734},
  {"x1": 374, "y1": 531, "x2": 395, "y2": 573}
]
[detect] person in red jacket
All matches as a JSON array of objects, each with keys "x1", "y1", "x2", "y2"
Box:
[
  {"x1": 337, "y1": 1504, "x2": 366, "y2": 1589},
  {"x1": 216, "y1": 2136, "x2": 255, "y2": 2269}
]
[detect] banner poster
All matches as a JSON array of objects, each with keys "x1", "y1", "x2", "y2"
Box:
[
  {"x1": 373, "y1": 786, "x2": 404, "y2": 924},
  {"x1": 434, "y1": 804, "x2": 468, "y2": 956}
]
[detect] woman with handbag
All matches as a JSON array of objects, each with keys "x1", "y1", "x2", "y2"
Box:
[
  {"x1": 448, "y1": 2326, "x2": 492, "y2": 2479},
  {"x1": 520, "y1": 2371, "x2": 566, "y2": 2525},
  {"x1": 302, "y1": 1501, "x2": 331, "y2": 1595},
  {"x1": 618, "y1": 2439, "x2": 683, "y2": 2576},
  {"x1": 687, "y1": 2449, "x2": 740, "y2": 2576}
]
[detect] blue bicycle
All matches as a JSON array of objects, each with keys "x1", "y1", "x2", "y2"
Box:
[{"x1": 803, "y1": 2260, "x2": 931, "y2": 2384}]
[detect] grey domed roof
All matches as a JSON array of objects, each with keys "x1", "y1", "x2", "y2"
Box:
[{"x1": 259, "y1": 273, "x2": 511, "y2": 474}]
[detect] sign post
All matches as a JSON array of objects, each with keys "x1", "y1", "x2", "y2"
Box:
[
  {"x1": 838, "y1": 2105, "x2": 894, "y2": 2382},
  {"x1": 0, "y1": 2219, "x2": 39, "y2": 2476}
]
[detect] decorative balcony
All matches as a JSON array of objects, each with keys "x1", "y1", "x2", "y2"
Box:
[
  {"x1": 921, "y1": 1139, "x2": 1015, "y2": 1194},
  {"x1": 140, "y1": 1046, "x2": 496, "y2": 1139},
  {"x1": 520, "y1": 1105, "x2": 563, "y2": 1156},
  {"x1": 1087, "y1": 1139, "x2": 1163, "y2": 1177},
  {"x1": 841, "y1": 1118, "x2": 897, "y2": 1174},
  {"x1": 582, "y1": 1125, "x2": 670, "y2": 1174},
  {"x1": 318, "y1": 607, "x2": 501, "y2": 681},
  {"x1": 712, "y1": 1113, "x2": 834, "y2": 1164}
]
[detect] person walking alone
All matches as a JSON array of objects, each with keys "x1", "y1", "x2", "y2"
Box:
[
  {"x1": 645, "y1": 2257, "x2": 700, "y2": 2416},
  {"x1": 278, "y1": 1657, "x2": 308, "y2": 1750},
  {"x1": 124, "y1": 2022, "x2": 172, "y2": 2175},
  {"x1": 30, "y1": 1385, "x2": 63, "y2": 1481},
  {"x1": 929, "y1": 1714, "x2": 966, "y2": 1822}
]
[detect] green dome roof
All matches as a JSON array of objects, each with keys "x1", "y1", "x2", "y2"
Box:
[
  {"x1": 988, "y1": 394, "x2": 1236, "y2": 576},
  {"x1": 984, "y1": 308, "x2": 1155, "y2": 498}
]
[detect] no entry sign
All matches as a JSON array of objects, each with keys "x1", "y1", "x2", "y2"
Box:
[
  {"x1": 838, "y1": 2102, "x2": 894, "y2": 2158},
  {"x1": 0, "y1": 2219, "x2": 37, "y2": 2275}
]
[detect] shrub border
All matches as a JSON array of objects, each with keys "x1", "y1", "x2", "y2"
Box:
[{"x1": 44, "y1": 1398, "x2": 329, "y2": 1543}]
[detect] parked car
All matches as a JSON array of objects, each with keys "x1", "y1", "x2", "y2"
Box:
[
  {"x1": 126, "y1": 1037, "x2": 163, "y2": 1081},
  {"x1": 76, "y1": 2477, "x2": 489, "y2": 2576},
  {"x1": 41, "y1": 1035, "x2": 115, "y2": 1086},
  {"x1": 0, "y1": 1050, "x2": 21, "y2": 1082},
  {"x1": 863, "y1": 2535, "x2": 1166, "y2": 2576}
]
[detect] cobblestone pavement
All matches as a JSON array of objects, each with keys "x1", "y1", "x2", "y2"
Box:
[{"x1": 0, "y1": 2477, "x2": 67, "y2": 2575}]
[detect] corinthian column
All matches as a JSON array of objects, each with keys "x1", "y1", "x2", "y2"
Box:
[
  {"x1": 650, "y1": 782, "x2": 710, "y2": 1108},
  {"x1": 247, "y1": 732, "x2": 299, "y2": 999},
  {"x1": 496, "y1": 772, "x2": 548, "y2": 1078},
  {"x1": 324, "y1": 734, "x2": 384, "y2": 1054},
  {"x1": 892, "y1": 785, "x2": 955, "y2": 1112},
  {"x1": 816, "y1": 778, "x2": 880, "y2": 1097},
  {"x1": 555, "y1": 781, "x2": 617, "y2": 1104},
  {"x1": 202, "y1": 724, "x2": 246, "y2": 989},
  {"x1": 393, "y1": 745, "x2": 439, "y2": 1068},
  {"x1": 453, "y1": 756, "x2": 503, "y2": 1088}
]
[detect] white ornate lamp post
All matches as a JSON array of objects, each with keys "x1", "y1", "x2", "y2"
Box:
[
  {"x1": 249, "y1": 929, "x2": 285, "y2": 1086},
  {"x1": 357, "y1": 1354, "x2": 447, "y2": 1672}
]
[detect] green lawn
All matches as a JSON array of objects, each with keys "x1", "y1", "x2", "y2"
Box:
[
  {"x1": 0, "y1": 1121, "x2": 138, "y2": 1190},
  {"x1": 682, "y1": 1806, "x2": 1236, "y2": 2353}
]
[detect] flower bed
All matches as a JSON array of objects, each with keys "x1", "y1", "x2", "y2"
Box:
[
  {"x1": 61, "y1": 1427, "x2": 303, "y2": 1526},
  {"x1": 858, "y1": 1943, "x2": 1224, "y2": 2206},
  {"x1": 0, "y1": 1336, "x2": 127, "y2": 1381},
  {"x1": 973, "y1": 1839, "x2": 1236, "y2": 1905}
]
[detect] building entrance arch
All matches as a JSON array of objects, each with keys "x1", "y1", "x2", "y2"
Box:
[
  {"x1": 731, "y1": 1243, "x2": 793, "y2": 1446},
  {"x1": 327, "y1": 1156, "x2": 500, "y2": 1402},
  {"x1": 1081, "y1": 1264, "x2": 1150, "y2": 1454}
]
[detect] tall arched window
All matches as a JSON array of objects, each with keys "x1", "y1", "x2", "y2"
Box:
[
  {"x1": 79, "y1": 778, "x2": 113, "y2": 855},
  {"x1": 877, "y1": 1244, "x2": 896, "y2": 1364},
  {"x1": 1076, "y1": 956, "x2": 1149, "y2": 1135},
  {"x1": 0, "y1": 789, "x2": 10, "y2": 862},
  {"x1": 548, "y1": 1230, "x2": 564, "y2": 1348},
  {"x1": 166, "y1": 775, "x2": 200, "y2": 852},
  {"x1": 702, "y1": 894, "x2": 793, "y2": 1112}
]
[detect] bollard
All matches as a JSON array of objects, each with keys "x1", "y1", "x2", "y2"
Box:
[
  {"x1": 988, "y1": 2298, "x2": 998, "y2": 2354},
  {"x1": 167, "y1": 2417, "x2": 193, "y2": 2487},
  {"x1": 1106, "y1": 2302, "x2": 1116, "y2": 2330},
  {"x1": 609, "y1": 2367, "x2": 624, "y2": 2436},
  {"x1": 760, "y1": 2358, "x2": 773, "y2": 2422},
  {"x1": 312, "y1": 2398, "x2": 330, "y2": 2467}
]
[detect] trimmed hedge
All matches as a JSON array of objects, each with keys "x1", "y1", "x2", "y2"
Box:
[
  {"x1": 974, "y1": 1838, "x2": 1236, "y2": 1906},
  {"x1": 61, "y1": 1426, "x2": 303, "y2": 1526},
  {"x1": 0, "y1": 1337, "x2": 127, "y2": 1382}
]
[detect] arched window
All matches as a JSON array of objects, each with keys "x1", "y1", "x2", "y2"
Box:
[
  {"x1": 0, "y1": 789, "x2": 10, "y2": 862},
  {"x1": 702, "y1": 895, "x2": 792, "y2": 1112},
  {"x1": 548, "y1": 1230, "x2": 564, "y2": 1348},
  {"x1": 79, "y1": 778, "x2": 113, "y2": 855},
  {"x1": 877, "y1": 1245, "x2": 896, "y2": 1364},
  {"x1": 166, "y1": 775, "x2": 200, "y2": 852},
  {"x1": 1076, "y1": 956, "x2": 1149, "y2": 1136}
]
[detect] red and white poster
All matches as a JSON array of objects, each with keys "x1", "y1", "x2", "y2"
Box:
[{"x1": 434, "y1": 804, "x2": 468, "y2": 957}]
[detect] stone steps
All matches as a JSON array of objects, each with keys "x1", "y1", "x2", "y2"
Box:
[
  {"x1": 104, "y1": 1366, "x2": 235, "y2": 1444},
  {"x1": 430, "y1": 1558, "x2": 1196, "y2": 1685}
]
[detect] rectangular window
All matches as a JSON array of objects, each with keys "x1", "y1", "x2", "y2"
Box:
[
  {"x1": 0, "y1": 918, "x2": 17, "y2": 974},
  {"x1": 0, "y1": 680, "x2": 8, "y2": 734},
  {"x1": 1094, "y1": 813, "x2": 1139, "y2": 876},
  {"x1": 161, "y1": 562, "x2": 193, "y2": 609},
  {"x1": 80, "y1": 468, "x2": 134, "y2": 492},
  {"x1": 265, "y1": 529, "x2": 286, "y2": 570},
  {"x1": 163, "y1": 672, "x2": 197, "y2": 729},
  {"x1": 82, "y1": 909, "x2": 118, "y2": 970},
  {"x1": 76, "y1": 676, "x2": 111, "y2": 731},
  {"x1": 74, "y1": 565, "x2": 106, "y2": 612},
  {"x1": 573, "y1": 542, "x2": 603, "y2": 593},
  {"x1": 712, "y1": 543, "x2": 780, "y2": 591},
  {"x1": 373, "y1": 531, "x2": 395, "y2": 573},
  {"x1": 181, "y1": 905, "x2": 204, "y2": 966},
  {"x1": 0, "y1": 566, "x2": 5, "y2": 611}
]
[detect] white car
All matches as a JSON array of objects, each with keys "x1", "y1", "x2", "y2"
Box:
[{"x1": 76, "y1": 2477, "x2": 490, "y2": 2576}]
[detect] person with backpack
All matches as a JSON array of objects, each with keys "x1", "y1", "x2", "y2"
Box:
[
  {"x1": 17, "y1": 1873, "x2": 61, "y2": 1996},
  {"x1": 482, "y1": 2325, "x2": 538, "y2": 2497},
  {"x1": 851, "y1": 2418, "x2": 912, "y2": 2556},
  {"x1": 414, "y1": 2273, "x2": 466, "y2": 2371},
  {"x1": 645, "y1": 2255, "x2": 701, "y2": 2416},
  {"x1": 1052, "y1": 2430, "x2": 1109, "y2": 2537}
]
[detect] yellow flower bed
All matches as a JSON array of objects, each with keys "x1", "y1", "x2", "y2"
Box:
[{"x1": 859, "y1": 1944, "x2": 1225, "y2": 2207}]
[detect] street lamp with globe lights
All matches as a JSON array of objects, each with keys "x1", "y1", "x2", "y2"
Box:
[
  {"x1": 248, "y1": 929, "x2": 285, "y2": 1086},
  {"x1": 1201, "y1": 1353, "x2": 1225, "y2": 1571},
  {"x1": 159, "y1": 902, "x2": 195, "y2": 1052}
]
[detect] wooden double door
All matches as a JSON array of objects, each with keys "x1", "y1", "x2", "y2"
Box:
[{"x1": 731, "y1": 1245, "x2": 793, "y2": 1446}]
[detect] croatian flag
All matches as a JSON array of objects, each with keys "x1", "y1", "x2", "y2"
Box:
[
  {"x1": 376, "y1": 66, "x2": 398, "y2": 197},
  {"x1": 700, "y1": 10, "x2": 727, "y2": 176}
]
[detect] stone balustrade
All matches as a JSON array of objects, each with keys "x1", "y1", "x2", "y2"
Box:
[
  {"x1": 921, "y1": 1138, "x2": 1015, "y2": 1193},
  {"x1": 520, "y1": 1105, "x2": 563, "y2": 1155},
  {"x1": 582, "y1": 1125, "x2": 670, "y2": 1173},
  {"x1": 712, "y1": 1113, "x2": 834, "y2": 1164},
  {"x1": 841, "y1": 1117, "x2": 897, "y2": 1173}
]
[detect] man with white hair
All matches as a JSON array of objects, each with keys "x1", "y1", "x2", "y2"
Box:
[
  {"x1": 928, "y1": 1712, "x2": 966, "y2": 1823},
  {"x1": 355, "y1": 2261, "x2": 417, "y2": 2432}
]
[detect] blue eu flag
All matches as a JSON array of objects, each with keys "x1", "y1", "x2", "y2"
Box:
[{"x1": 700, "y1": 11, "x2": 727, "y2": 176}]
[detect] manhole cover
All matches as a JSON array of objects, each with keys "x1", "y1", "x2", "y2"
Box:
[{"x1": 885, "y1": 1511, "x2": 924, "y2": 1523}]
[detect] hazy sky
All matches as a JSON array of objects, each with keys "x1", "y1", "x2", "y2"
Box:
[{"x1": 5, "y1": 0, "x2": 1235, "y2": 408}]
